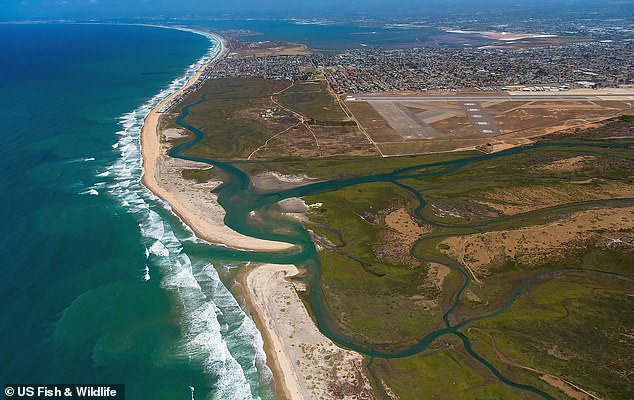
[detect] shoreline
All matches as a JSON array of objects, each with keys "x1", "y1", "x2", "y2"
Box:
[
  {"x1": 139, "y1": 29, "x2": 293, "y2": 252},
  {"x1": 240, "y1": 263, "x2": 376, "y2": 400},
  {"x1": 235, "y1": 265, "x2": 294, "y2": 400},
  {"x1": 139, "y1": 27, "x2": 298, "y2": 400},
  {"x1": 139, "y1": 27, "x2": 373, "y2": 400}
]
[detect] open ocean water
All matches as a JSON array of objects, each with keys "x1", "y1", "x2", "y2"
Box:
[{"x1": 0, "y1": 23, "x2": 271, "y2": 400}]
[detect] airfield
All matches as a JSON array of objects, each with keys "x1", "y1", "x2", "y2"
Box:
[
  {"x1": 345, "y1": 89, "x2": 634, "y2": 155},
  {"x1": 164, "y1": 77, "x2": 634, "y2": 162}
]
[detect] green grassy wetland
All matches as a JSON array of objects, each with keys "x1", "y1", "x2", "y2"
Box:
[{"x1": 166, "y1": 78, "x2": 634, "y2": 399}]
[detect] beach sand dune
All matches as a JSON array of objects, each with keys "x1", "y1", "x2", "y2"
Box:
[
  {"x1": 140, "y1": 33, "x2": 292, "y2": 252},
  {"x1": 140, "y1": 32, "x2": 370, "y2": 399},
  {"x1": 243, "y1": 264, "x2": 376, "y2": 400}
]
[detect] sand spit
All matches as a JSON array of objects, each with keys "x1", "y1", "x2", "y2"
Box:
[
  {"x1": 251, "y1": 171, "x2": 319, "y2": 191},
  {"x1": 243, "y1": 264, "x2": 376, "y2": 400},
  {"x1": 140, "y1": 32, "x2": 292, "y2": 252}
]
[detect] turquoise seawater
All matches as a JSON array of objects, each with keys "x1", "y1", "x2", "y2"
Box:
[{"x1": 0, "y1": 24, "x2": 272, "y2": 400}]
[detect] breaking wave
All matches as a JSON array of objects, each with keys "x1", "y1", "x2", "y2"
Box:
[{"x1": 102, "y1": 27, "x2": 269, "y2": 400}]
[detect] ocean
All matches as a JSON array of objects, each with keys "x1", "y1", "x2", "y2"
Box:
[{"x1": 0, "y1": 23, "x2": 272, "y2": 400}]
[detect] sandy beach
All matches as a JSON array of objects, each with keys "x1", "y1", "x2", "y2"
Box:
[
  {"x1": 140, "y1": 30, "x2": 371, "y2": 399},
  {"x1": 140, "y1": 32, "x2": 292, "y2": 252},
  {"x1": 242, "y1": 264, "x2": 376, "y2": 400}
]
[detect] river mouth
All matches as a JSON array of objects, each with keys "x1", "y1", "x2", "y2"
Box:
[{"x1": 168, "y1": 95, "x2": 634, "y2": 399}]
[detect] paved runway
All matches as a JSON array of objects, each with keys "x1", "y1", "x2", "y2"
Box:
[
  {"x1": 369, "y1": 102, "x2": 442, "y2": 139},
  {"x1": 462, "y1": 102, "x2": 502, "y2": 136},
  {"x1": 347, "y1": 94, "x2": 634, "y2": 102}
]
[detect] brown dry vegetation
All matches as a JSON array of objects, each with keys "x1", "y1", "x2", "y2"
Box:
[
  {"x1": 440, "y1": 206, "x2": 634, "y2": 278},
  {"x1": 377, "y1": 208, "x2": 433, "y2": 267},
  {"x1": 252, "y1": 124, "x2": 377, "y2": 159},
  {"x1": 484, "y1": 101, "x2": 530, "y2": 112},
  {"x1": 525, "y1": 101, "x2": 598, "y2": 107},
  {"x1": 347, "y1": 97, "x2": 632, "y2": 155},
  {"x1": 409, "y1": 263, "x2": 452, "y2": 311},
  {"x1": 251, "y1": 124, "x2": 320, "y2": 159},
  {"x1": 347, "y1": 101, "x2": 405, "y2": 142},
  {"x1": 540, "y1": 376, "x2": 594, "y2": 400},
  {"x1": 312, "y1": 126, "x2": 378, "y2": 157},
  {"x1": 493, "y1": 108, "x2": 618, "y2": 135},
  {"x1": 591, "y1": 100, "x2": 634, "y2": 110},
  {"x1": 478, "y1": 182, "x2": 634, "y2": 215},
  {"x1": 378, "y1": 139, "x2": 484, "y2": 156},
  {"x1": 429, "y1": 115, "x2": 474, "y2": 135},
  {"x1": 537, "y1": 155, "x2": 597, "y2": 173}
]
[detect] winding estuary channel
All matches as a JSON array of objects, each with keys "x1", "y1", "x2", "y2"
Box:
[{"x1": 171, "y1": 94, "x2": 634, "y2": 399}]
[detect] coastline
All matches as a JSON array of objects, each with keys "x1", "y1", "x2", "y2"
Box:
[
  {"x1": 139, "y1": 30, "x2": 293, "y2": 252},
  {"x1": 240, "y1": 263, "x2": 376, "y2": 400},
  {"x1": 236, "y1": 265, "x2": 295, "y2": 400},
  {"x1": 139, "y1": 28, "x2": 372, "y2": 400}
]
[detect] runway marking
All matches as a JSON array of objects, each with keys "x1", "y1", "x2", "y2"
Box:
[{"x1": 462, "y1": 102, "x2": 502, "y2": 135}]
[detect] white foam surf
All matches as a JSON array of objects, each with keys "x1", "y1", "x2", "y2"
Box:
[{"x1": 104, "y1": 28, "x2": 269, "y2": 399}]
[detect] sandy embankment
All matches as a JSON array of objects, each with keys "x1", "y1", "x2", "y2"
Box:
[
  {"x1": 140, "y1": 33, "x2": 292, "y2": 252},
  {"x1": 242, "y1": 264, "x2": 376, "y2": 400}
]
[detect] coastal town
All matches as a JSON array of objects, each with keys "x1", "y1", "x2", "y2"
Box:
[
  {"x1": 157, "y1": 30, "x2": 634, "y2": 115},
  {"x1": 206, "y1": 40, "x2": 633, "y2": 93}
]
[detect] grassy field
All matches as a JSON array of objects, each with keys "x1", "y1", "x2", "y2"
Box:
[
  {"x1": 180, "y1": 167, "x2": 224, "y2": 183},
  {"x1": 371, "y1": 341, "x2": 533, "y2": 400},
  {"x1": 444, "y1": 234, "x2": 634, "y2": 324},
  {"x1": 162, "y1": 77, "x2": 377, "y2": 160},
  {"x1": 275, "y1": 80, "x2": 350, "y2": 124},
  {"x1": 398, "y1": 143, "x2": 634, "y2": 225},
  {"x1": 235, "y1": 150, "x2": 477, "y2": 181},
  {"x1": 464, "y1": 273, "x2": 634, "y2": 399},
  {"x1": 163, "y1": 77, "x2": 290, "y2": 160},
  {"x1": 304, "y1": 182, "x2": 453, "y2": 350}
]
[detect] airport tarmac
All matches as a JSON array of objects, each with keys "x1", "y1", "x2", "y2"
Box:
[
  {"x1": 462, "y1": 102, "x2": 502, "y2": 135},
  {"x1": 347, "y1": 93, "x2": 634, "y2": 102}
]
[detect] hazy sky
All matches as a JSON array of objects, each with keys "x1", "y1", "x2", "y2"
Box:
[
  {"x1": 4, "y1": 0, "x2": 433, "y2": 18},
  {"x1": 1, "y1": 0, "x2": 632, "y2": 19}
]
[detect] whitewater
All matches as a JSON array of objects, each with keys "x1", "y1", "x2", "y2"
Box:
[{"x1": 102, "y1": 28, "x2": 271, "y2": 400}]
